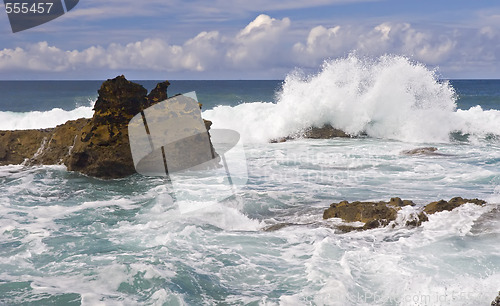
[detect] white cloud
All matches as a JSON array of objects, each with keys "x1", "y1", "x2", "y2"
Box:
[
  {"x1": 293, "y1": 22, "x2": 457, "y2": 66},
  {"x1": 227, "y1": 14, "x2": 291, "y2": 67},
  {"x1": 0, "y1": 14, "x2": 499, "y2": 78}
]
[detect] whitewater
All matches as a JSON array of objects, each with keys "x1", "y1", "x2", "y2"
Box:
[
  {"x1": 205, "y1": 55, "x2": 500, "y2": 143},
  {"x1": 0, "y1": 55, "x2": 499, "y2": 305}
]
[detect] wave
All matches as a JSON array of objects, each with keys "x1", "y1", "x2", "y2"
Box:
[
  {"x1": 0, "y1": 100, "x2": 95, "y2": 130},
  {"x1": 204, "y1": 54, "x2": 500, "y2": 143}
]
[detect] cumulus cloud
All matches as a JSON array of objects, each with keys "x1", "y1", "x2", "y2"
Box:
[
  {"x1": 0, "y1": 14, "x2": 499, "y2": 78},
  {"x1": 293, "y1": 22, "x2": 457, "y2": 66},
  {"x1": 227, "y1": 14, "x2": 291, "y2": 67}
]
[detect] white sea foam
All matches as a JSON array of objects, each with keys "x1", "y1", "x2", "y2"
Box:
[
  {"x1": 204, "y1": 54, "x2": 500, "y2": 143},
  {"x1": 0, "y1": 100, "x2": 94, "y2": 130}
]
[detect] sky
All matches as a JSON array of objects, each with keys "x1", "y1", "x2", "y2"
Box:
[{"x1": 0, "y1": 0, "x2": 499, "y2": 80}]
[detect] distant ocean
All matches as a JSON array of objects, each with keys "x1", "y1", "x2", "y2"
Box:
[{"x1": 1, "y1": 55, "x2": 499, "y2": 305}]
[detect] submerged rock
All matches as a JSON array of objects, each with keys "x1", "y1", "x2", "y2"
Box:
[
  {"x1": 323, "y1": 197, "x2": 486, "y2": 232},
  {"x1": 401, "y1": 147, "x2": 452, "y2": 156},
  {"x1": 401, "y1": 147, "x2": 438, "y2": 155},
  {"x1": 0, "y1": 76, "x2": 213, "y2": 179}
]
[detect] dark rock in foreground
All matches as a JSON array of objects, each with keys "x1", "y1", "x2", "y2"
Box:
[
  {"x1": 323, "y1": 197, "x2": 486, "y2": 232},
  {"x1": 0, "y1": 76, "x2": 213, "y2": 179}
]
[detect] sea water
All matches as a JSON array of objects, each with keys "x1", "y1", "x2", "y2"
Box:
[{"x1": 0, "y1": 55, "x2": 499, "y2": 305}]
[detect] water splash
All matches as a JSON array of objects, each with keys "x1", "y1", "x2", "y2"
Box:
[{"x1": 205, "y1": 54, "x2": 500, "y2": 143}]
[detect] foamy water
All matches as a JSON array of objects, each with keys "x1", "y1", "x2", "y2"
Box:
[
  {"x1": 0, "y1": 100, "x2": 94, "y2": 130},
  {"x1": 0, "y1": 57, "x2": 499, "y2": 305},
  {"x1": 204, "y1": 55, "x2": 500, "y2": 143}
]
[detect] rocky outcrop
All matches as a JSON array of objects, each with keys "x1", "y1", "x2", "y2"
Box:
[
  {"x1": 65, "y1": 76, "x2": 157, "y2": 178},
  {"x1": 271, "y1": 124, "x2": 351, "y2": 143},
  {"x1": 423, "y1": 197, "x2": 486, "y2": 214},
  {"x1": 323, "y1": 197, "x2": 486, "y2": 232},
  {"x1": 0, "y1": 76, "x2": 213, "y2": 179}
]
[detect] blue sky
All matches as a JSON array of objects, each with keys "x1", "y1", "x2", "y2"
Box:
[{"x1": 0, "y1": 0, "x2": 499, "y2": 79}]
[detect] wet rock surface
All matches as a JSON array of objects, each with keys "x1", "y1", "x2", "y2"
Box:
[
  {"x1": 323, "y1": 197, "x2": 486, "y2": 232},
  {"x1": 401, "y1": 147, "x2": 452, "y2": 156},
  {"x1": 270, "y1": 124, "x2": 351, "y2": 143},
  {"x1": 0, "y1": 76, "x2": 213, "y2": 179}
]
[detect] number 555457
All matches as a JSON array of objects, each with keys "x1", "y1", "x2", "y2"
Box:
[{"x1": 5, "y1": 2, "x2": 54, "y2": 14}]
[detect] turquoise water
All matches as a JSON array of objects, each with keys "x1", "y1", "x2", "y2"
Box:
[{"x1": 1, "y1": 57, "x2": 500, "y2": 305}]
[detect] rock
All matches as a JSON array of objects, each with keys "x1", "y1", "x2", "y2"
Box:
[
  {"x1": 323, "y1": 197, "x2": 415, "y2": 231},
  {"x1": 401, "y1": 147, "x2": 452, "y2": 156},
  {"x1": 492, "y1": 291, "x2": 500, "y2": 306},
  {"x1": 323, "y1": 197, "x2": 486, "y2": 231},
  {"x1": 401, "y1": 147, "x2": 438, "y2": 155},
  {"x1": 65, "y1": 76, "x2": 152, "y2": 178},
  {"x1": 27, "y1": 118, "x2": 91, "y2": 166},
  {"x1": 0, "y1": 129, "x2": 52, "y2": 165},
  {"x1": 263, "y1": 222, "x2": 295, "y2": 232},
  {"x1": 303, "y1": 125, "x2": 351, "y2": 139},
  {"x1": 270, "y1": 124, "x2": 351, "y2": 143},
  {"x1": 0, "y1": 76, "x2": 214, "y2": 179},
  {"x1": 423, "y1": 197, "x2": 486, "y2": 214}
]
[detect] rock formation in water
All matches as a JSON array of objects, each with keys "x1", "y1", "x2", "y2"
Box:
[
  {"x1": 0, "y1": 76, "x2": 213, "y2": 179},
  {"x1": 323, "y1": 197, "x2": 486, "y2": 232},
  {"x1": 270, "y1": 124, "x2": 351, "y2": 143}
]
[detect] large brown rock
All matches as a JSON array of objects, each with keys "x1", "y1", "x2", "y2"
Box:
[
  {"x1": 0, "y1": 76, "x2": 213, "y2": 179},
  {"x1": 65, "y1": 76, "x2": 152, "y2": 178}
]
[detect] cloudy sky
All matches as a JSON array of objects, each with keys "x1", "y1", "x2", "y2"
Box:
[{"x1": 0, "y1": 0, "x2": 499, "y2": 79}]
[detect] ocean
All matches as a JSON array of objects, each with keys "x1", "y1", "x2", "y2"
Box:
[{"x1": 0, "y1": 55, "x2": 499, "y2": 305}]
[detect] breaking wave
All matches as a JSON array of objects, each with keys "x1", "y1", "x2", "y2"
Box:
[{"x1": 204, "y1": 54, "x2": 500, "y2": 143}]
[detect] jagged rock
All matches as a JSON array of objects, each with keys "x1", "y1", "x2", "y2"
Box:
[
  {"x1": 65, "y1": 76, "x2": 152, "y2": 178},
  {"x1": 323, "y1": 197, "x2": 486, "y2": 231},
  {"x1": 270, "y1": 124, "x2": 351, "y2": 143},
  {"x1": 323, "y1": 197, "x2": 415, "y2": 231},
  {"x1": 423, "y1": 197, "x2": 486, "y2": 214},
  {"x1": 492, "y1": 291, "x2": 500, "y2": 306},
  {"x1": 0, "y1": 76, "x2": 214, "y2": 179},
  {"x1": 27, "y1": 118, "x2": 90, "y2": 166},
  {"x1": 0, "y1": 129, "x2": 52, "y2": 165},
  {"x1": 303, "y1": 125, "x2": 351, "y2": 139}
]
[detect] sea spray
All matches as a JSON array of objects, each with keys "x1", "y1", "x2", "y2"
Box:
[
  {"x1": 204, "y1": 54, "x2": 500, "y2": 143},
  {"x1": 0, "y1": 99, "x2": 95, "y2": 130}
]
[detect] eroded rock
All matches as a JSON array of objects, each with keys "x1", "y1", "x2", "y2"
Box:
[
  {"x1": 0, "y1": 76, "x2": 214, "y2": 179},
  {"x1": 323, "y1": 197, "x2": 486, "y2": 232},
  {"x1": 323, "y1": 197, "x2": 415, "y2": 231},
  {"x1": 423, "y1": 197, "x2": 486, "y2": 214},
  {"x1": 270, "y1": 124, "x2": 351, "y2": 143}
]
